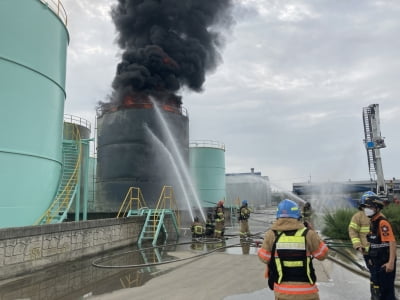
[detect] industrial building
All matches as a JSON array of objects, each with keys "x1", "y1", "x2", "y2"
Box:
[{"x1": 226, "y1": 169, "x2": 272, "y2": 209}]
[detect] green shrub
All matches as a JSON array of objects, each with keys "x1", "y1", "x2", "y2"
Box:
[
  {"x1": 382, "y1": 204, "x2": 400, "y2": 240},
  {"x1": 321, "y1": 208, "x2": 357, "y2": 240},
  {"x1": 322, "y1": 205, "x2": 400, "y2": 241}
]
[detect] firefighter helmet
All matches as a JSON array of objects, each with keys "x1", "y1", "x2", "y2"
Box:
[
  {"x1": 361, "y1": 191, "x2": 376, "y2": 205},
  {"x1": 276, "y1": 199, "x2": 301, "y2": 219},
  {"x1": 363, "y1": 195, "x2": 384, "y2": 210}
]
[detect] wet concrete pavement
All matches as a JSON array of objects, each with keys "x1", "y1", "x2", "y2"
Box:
[
  {"x1": 88, "y1": 245, "x2": 371, "y2": 300},
  {"x1": 86, "y1": 211, "x2": 373, "y2": 300},
  {"x1": 0, "y1": 209, "x2": 398, "y2": 299}
]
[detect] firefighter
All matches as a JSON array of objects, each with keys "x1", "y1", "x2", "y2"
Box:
[
  {"x1": 362, "y1": 195, "x2": 397, "y2": 300},
  {"x1": 214, "y1": 200, "x2": 225, "y2": 238},
  {"x1": 348, "y1": 191, "x2": 374, "y2": 269},
  {"x1": 238, "y1": 199, "x2": 251, "y2": 239},
  {"x1": 191, "y1": 216, "x2": 204, "y2": 239},
  {"x1": 302, "y1": 201, "x2": 313, "y2": 229},
  {"x1": 205, "y1": 212, "x2": 215, "y2": 237},
  {"x1": 258, "y1": 199, "x2": 328, "y2": 300}
]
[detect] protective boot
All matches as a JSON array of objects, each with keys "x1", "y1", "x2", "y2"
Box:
[{"x1": 370, "y1": 282, "x2": 381, "y2": 300}]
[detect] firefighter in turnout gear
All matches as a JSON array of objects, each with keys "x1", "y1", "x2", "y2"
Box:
[
  {"x1": 302, "y1": 202, "x2": 313, "y2": 229},
  {"x1": 191, "y1": 216, "x2": 204, "y2": 239},
  {"x1": 348, "y1": 192, "x2": 374, "y2": 273},
  {"x1": 238, "y1": 199, "x2": 251, "y2": 239},
  {"x1": 205, "y1": 212, "x2": 215, "y2": 237},
  {"x1": 258, "y1": 199, "x2": 329, "y2": 300},
  {"x1": 214, "y1": 200, "x2": 225, "y2": 238},
  {"x1": 362, "y1": 195, "x2": 397, "y2": 300}
]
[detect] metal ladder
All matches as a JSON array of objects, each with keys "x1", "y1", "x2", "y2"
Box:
[
  {"x1": 35, "y1": 125, "x2": 82, "y2": 224},
  {"x1": 363, "y1": 106, "x2": 376, "y2": 175},
  {"x1": 136, "y1": 186, "x2": 180, "y2": 247}
]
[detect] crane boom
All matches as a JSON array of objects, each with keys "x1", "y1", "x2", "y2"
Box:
[{"x1": 362, "y1": 104, "x2": 386, "y2": 196}]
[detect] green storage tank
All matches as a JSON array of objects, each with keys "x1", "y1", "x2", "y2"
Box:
[
  {"x1": 0, "y1": 0, "x2": 69, "y2": 228},
  {"x1": 189, "y1": 140, "x2": 226, "y2": 208}
]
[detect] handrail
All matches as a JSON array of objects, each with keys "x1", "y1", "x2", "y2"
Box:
[
  {"x1": 153, "y1": 186, "x2": 181, "y2": 230},
  {"x1": 35, "y1": 124, "x2": 81, "y2": 224},
  {"x1": 39, "y1": 0, "x2": 68, "y2": 26},
  {"x1": 116, "y1": 187, "x2": 148, "y2": 218},
  {"x1": 64, "y1": 114, "x2": 91, "y2": 131},
  {"x1": 189, "y1": 140, "x2": 225, "y2": 151},
  {"x1": 96, "y1": 103, "x2": 188, "y2": 118}
]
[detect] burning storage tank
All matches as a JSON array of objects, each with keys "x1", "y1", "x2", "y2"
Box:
[
  {"x1": 95, "y1": 95, "x2": 189, "y2": 212},
  {"x1": 96, "y1": 0, "x2": 234, "y2": 213}
]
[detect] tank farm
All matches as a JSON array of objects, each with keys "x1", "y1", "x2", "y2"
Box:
[{"x1": 1, "y1": 1, "x2": 400, "y2": 299}]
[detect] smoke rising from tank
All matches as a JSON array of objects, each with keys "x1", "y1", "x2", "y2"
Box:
[{"x1": 108, "y1": 0, "x2": 234, "y2": 106}]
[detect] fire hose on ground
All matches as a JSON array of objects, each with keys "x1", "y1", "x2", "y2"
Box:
[{"x1": 92, "y1": 236, "x2": 259, "y2": 269}]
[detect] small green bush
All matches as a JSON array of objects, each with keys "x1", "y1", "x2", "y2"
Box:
[
  {"x1": 321, "y1": 208, "x2": 357, "y2": 240},
  {"x1": 322, "y1": 205, "x2": 400, "y2": 241},
  {"x1": 382, "y1": 204, "x2": 400, "y2": 240}
]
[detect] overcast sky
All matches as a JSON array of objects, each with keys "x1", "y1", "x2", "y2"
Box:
[{"x1": 62, "y1": 0, "x2": 400, "y2": 191}]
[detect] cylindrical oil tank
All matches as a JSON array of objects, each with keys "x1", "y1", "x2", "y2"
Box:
[
  {"x1": 96, "y1": 106, "x2": 189, "y2": 212},
  {"x1": 189, "y1": 141, "x2": 226, "y2": 208},
  {"x1": 0, "y1": 0, "x2": 69, "y2": 228},
  {"x1": 63, "y1": 115, "x2": 91, "y2": 215}
]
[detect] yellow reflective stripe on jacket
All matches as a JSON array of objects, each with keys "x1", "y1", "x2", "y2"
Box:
[
  {"x1": 275, "y1": 256, "x2": 284, "y2": 283},
  {"x1": 276, "y1": 228, "x2": 307, "y2": 250},
  {"x1": 349, "y1": 221, "x2": 361, "y2": 231},
  {"x1": 283, "y1": 261, "x2": 304, "y2": 267},
  {"x1": 194, "y1": 225, "x2": 203, "y2": 234},
  {"x1": 359, "y1": 226, "x2": 369, "y2": 233},
  {"x1": 306, "y1": 256, "x2": 313, "y2": 283}
]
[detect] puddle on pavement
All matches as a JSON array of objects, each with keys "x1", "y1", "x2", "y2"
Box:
[
  {"x1": 0, "y1": 233, "x2": 262, "y2": 300},
  {"x1": 0, "y1": 214, "x2": 272, "y2": 299}
]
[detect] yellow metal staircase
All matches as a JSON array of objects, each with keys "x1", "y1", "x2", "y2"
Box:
[
  {"x1": 35, "y1": 125, "x2": 82, "y2": 224},
  {"x1": 117, "y1": 186, "x2": 180, "y2": 247}
]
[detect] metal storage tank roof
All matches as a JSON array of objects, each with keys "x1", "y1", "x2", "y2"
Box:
[
  {"x1": 189, "y1": 140, "x2": 226, "y2": 208},
  {"x1": 0, "y1": 0, "x2": 69, "y2": 228}
]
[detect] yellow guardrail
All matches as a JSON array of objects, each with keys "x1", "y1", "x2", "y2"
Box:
[
  {"x1": 117, "y1": 187, "x2": 148, "y2": 218},
  {"x1": 152, "y1": 186, "x2": 181, "y2": 230}
]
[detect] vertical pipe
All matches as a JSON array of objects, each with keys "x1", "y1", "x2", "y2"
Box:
[
  {"x1": 82, "y1": 140, "x2": 91, "y2": 221},
  {"x1": 75, "y1": 167, "x2": 81, "y2": 221}
]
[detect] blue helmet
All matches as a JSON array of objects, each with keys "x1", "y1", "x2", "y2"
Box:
[
  {"x1": 361, "y1": 191, "x2": 376, "y2": 205},
  {"x1": 276, "y1": 199, "x2": 301, "y2": 219},
  {"x1": 242, "y1": 200, "x2": 248, "y2": 206}
]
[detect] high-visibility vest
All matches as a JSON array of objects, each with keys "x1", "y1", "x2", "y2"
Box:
[
  {"x1": 367, "y1": 216, "x2": 390, "y2": 265},
  {"x1": 194, "y1": 225, "x2": 204, "y2": 235},
  {"x1": 272, "y1": 227, "x2": 316, "y2": 284}
]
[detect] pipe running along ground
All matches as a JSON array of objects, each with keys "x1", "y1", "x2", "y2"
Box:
[{"x1": 325, "y1": 240, "x2": 400, "y2": 288}]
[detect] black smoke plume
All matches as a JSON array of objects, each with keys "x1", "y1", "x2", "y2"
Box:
[{"x1": 108, "y1": 0, "x2": 234, "y2": 107}]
